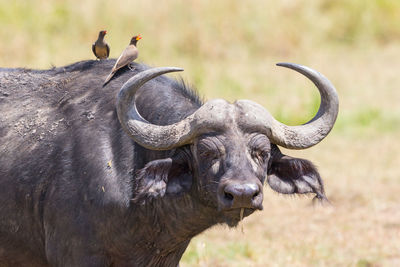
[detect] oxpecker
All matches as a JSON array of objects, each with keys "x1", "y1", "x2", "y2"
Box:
[
  {"x1": 92, "y1": 30, "x2": 110, "y2": 60},
  {"x1": 103, "y1": 34, "x2": 142, "y2": 85}
]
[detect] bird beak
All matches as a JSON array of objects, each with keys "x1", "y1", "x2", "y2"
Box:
[{"x1": 136, "y1": 34, "x2": 142, "y2": 41}]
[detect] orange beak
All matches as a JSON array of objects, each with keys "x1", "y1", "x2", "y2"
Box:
[{"x1": 136, "y1": 34, "x2": 142, "y2": 41}]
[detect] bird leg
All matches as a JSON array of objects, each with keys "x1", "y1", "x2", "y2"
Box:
[{"x1": 128, "y1": 63, "x2": 136, "y2": 71}]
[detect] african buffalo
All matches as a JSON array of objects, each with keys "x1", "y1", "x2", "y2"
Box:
[{"x1": 0, "y1": 60, "x2": 338, "y2": 266}]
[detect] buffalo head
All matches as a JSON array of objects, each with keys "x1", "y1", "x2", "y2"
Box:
[{"x1": 117, "y1": 64, "x2": 338, "y2": 226}]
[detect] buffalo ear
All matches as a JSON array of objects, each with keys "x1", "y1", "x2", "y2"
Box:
[
  {"x1": 133, "y1": 148, "x2": 192, "y2": 203},
  {"x1": 267, "y1": 145, "x2": 328, "y2": 202}
]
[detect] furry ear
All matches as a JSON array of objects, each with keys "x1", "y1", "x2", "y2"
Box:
[
  {"x1": 132, "y1": 148, "x2": 192, "y2": 203},
  {"x1": 267, "y1": 145, "x2": 328, "y2": 202}
]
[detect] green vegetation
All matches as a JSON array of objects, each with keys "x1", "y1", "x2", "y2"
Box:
[{"x1": 1, "y1": 0, "x2": 400, "y2": 266}]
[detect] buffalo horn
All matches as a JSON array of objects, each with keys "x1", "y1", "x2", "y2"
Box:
[
  {"x1": 237, "y1": 63, "x2": 339, "y2": 149},
  {"x1": 116, "y1": 67, "x2": 230, "y2": 150}
]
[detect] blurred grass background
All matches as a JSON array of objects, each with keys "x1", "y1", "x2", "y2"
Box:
[{"x1": 1, "y1": 0, "x2": 400, "y2": 266}]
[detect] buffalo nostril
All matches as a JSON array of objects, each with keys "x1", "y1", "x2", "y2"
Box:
[
  {"x1": 221, "y1": 183, "x2": 262, "y2": 209},
  {"x1": 252, "y1": 191, "x2": 259, "y2": 200},
  {"x1": 224, "y1": 192, "x2": 234, "y2": 201}
]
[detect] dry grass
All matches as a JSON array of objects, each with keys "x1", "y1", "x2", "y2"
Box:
[
  {"x1": 183, "y1": 133, "x2": 400, "y2": 266},
  {"x1": 1, "y1": 0, "x2": 400, "y2": 266}
]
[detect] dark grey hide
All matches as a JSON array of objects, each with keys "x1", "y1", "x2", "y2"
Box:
[{"x1": 0, "y1": 60, "x2": 328, "y2": 266}]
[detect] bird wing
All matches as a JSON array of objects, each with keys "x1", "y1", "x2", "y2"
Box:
[
  {"x1": 92, "y1": 43, "x2": 97, "y2": 57},
  {"x1": 106, "y1": 43, "x2": 110, "y2": 58},
  {"x1": 114, "y1": 45, "x2": 138, "y2": 71}
]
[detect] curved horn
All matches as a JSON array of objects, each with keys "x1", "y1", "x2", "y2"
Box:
[
  {"x1": 237, "y1": 63, "x2": 339, "y2": 149},
  {"x1": 117, "y1": 67, "x2": 231, "y2": 150}
]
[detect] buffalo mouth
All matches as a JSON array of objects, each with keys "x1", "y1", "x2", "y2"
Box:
[{"x1": 221, "y1": 208, "x2": 256, "y2": 227}]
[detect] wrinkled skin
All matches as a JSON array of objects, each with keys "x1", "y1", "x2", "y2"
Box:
[
  {"x1": 0, "y1": 60, "x2": 326, "y2": 267},
  {"x1": 193, "y1": 132, "x2": 267, "y2": 220}
]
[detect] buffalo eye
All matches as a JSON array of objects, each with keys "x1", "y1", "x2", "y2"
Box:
[
  {"x1": 251, "y1": 148, "x2": 270, "y2": 165},
  {"x1": 196, "y1": 138, "x2": 222, "y2": 161},
  {"x1": 198, "y1": 149, "x2": 219, "y2": 160},
  {"x1": 249, "y1": 134, "x2": 271, "y2": 166},
  {"x1": 196, "y1": 138, "x2": 224, "y2": 175}
]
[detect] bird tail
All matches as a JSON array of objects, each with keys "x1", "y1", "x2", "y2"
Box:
[{"x1": 103, "y1": 71, "x2": 115, "y2": 86}]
